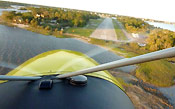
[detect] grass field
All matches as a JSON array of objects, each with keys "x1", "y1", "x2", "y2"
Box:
[
  {"x1": 112, "y1": 19, "x2": 127, "y2": 40},
  {"x1": 65, "y1": 18, "x2": 104, "y2": 37},
  {"x1": 136, "y1": 59, "x2": 175, "y2": 87},
  {"x1": 89, "y1": 38, "x2": 137, "y2": 57},
  {"x1": 89, "y1": 38, "x2": 175, "y2": 87}
]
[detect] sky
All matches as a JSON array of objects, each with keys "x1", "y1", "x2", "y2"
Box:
[{"x1": 4, "y1": 0, "x2": 175, "y2": 23}]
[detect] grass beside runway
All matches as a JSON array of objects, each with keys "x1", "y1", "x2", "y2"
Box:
[
  {"x1": 112, "y1": 19, "x2": 128, "y2": 40},
  {"x1": 89, "y1": 38, "x2": 175, "y2": 87},
  {"x1": 136, "y1": 59, "x2": 175, "y2": 87},
  {"x1": 65, "y1": 18, "x2": 104, "y2": 37}
]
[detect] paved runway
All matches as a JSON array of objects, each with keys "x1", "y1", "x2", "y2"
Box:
[{"x1": 90, "y1": 18, "x2": 117, "y2": 41}]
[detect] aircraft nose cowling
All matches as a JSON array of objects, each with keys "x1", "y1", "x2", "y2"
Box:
[{"x1": 0, "y1": 76, "x2": 134, "y2": 109}]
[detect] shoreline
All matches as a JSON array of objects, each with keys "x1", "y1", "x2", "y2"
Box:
[
  {"x1": 110, "y1": 71, "x2": 173, "y2": 108},
  {"x1": 12, "y1": 23, "x2": 29, "y2": 28},
  {"x1": 133, "y1": 80, "x2": 172, "y2": 106}
]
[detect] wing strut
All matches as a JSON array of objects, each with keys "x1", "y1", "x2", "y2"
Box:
[
  {"x1": 0, "y1": 47, "x2": 175, "y2": 81},
  {"x1": 57, "y1": 47, "x2": 175, "y2": 79}
]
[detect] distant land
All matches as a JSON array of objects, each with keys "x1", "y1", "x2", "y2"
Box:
[{"x1": 0, "y1": 0, "x2": 175, "y2": 24}]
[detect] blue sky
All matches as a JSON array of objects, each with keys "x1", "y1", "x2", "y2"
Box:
[{"x1": 5, "y1": 0, "x2": 175, "y2": 23}]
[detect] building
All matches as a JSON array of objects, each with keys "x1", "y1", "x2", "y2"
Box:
[
  {"x1": 35, "y1": 14, "x2": 41, "y2": 17},
  {"x1": 137, "y1": 43, "x2": 146, "y2": 47},
  {"x1": 132, "y1": 33, "x2": 139, "y2": 38},
  {"x1": 50, "y1": 20, "x2": 57, "y2": 23}
]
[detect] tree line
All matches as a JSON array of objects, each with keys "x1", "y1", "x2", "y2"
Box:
[
  {"x1": 117, "y1": 16, "x2": 175, "y2": 51},
  {"x1": 123, "y1": 29, "x2": 175, "y2": 52},
  {"x1": 1, "y1": 7, "x2": 100, "y2": 31},
  {"x1": 117, "y1": 16, "x2": 150, "y2": 33},
  {"x1": 146, "y1": 29, "x2": 175, "y2": 51}
]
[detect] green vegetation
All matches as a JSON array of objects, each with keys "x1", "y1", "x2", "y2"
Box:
[
  {"x1": 118, "y1": 43, "x2": 175, "y2": 87},
  {"x1": 0, "y1": 1, "x2": 22, "y2": 8},
  {"x1": 146, "y1": 29, "x2": 175, "y2": 51},
  {"x1": 0, "y1": 1, "x2": 11, "y2": 8},
  {"x1": 66, "y1": 18, "x2": 103, "y2": 37},
  {"x1": 26, "y1": 26, "x2": 69, "y2": 38},
  {"x1": 89, "y1": 38, "x2": 113, "y2": 46},
  {"x1": 112, "y1": 19, "x2": 127, "y2": 40},
  {"x1": 89, "y1": 38, "x2": 138, "y2": 58},
  {"x1": 117, "y1": 42, "x2": 175, "y2": 87},
  {"x1": 136, "y1": 60, "x2": 175, "y2": 87},
  {"x1": 115, "y1": 77, "x2": 131, "y2": 87},
  {"x1": 89, "y1": 38, "x2": 175, "y2": 87},
  {"x1": 110, "y1": 16, "x2": 175, "y2": 87},
  {"x1": 1, "y1": 7, "x2": 100, "y2": 37},
  {"x1": 117, "y1": 16, "x2": 150, "y2": 33}
]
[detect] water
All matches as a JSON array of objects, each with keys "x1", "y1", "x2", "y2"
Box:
[
  {"x1": 145, "y1": 21, "x2": 175, "y2": 32},
  {"x1": 0, "y1": 24, "x2": 135, "y2": 75},
  {"x1": 159, "y1": 86, "x2": 175, "y2": 106},
  {"x1": 0, "y1": 8, "x2": 30, "y2": 16}
]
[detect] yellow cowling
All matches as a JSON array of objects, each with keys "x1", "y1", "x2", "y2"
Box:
[{"x1": 3, "y1": 50, "x2": 123, "y2": 90}]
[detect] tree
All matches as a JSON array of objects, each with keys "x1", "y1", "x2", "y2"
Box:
[
  {"x1": 1, "y1": 7, "x2": 100, "y2": 32},
  {"x1": 30, "y1": 19, "x2": 38, "y2": 27},
  {"x1": 117, "y1": 16, "x2": 149, "y2": 33},
  {"x1": 73, "y1": 19, "x2": 79, "y2": 27},
  {"x1": 45, "y1": 26, "x2": 50, "y2": 30},
  {"x1": 22, "y1": 12, "x2": 33, "y2": 20},
  {"x1": 147, "y1": 29, "x2": 175, "y2": 51},
  {"x1": 1, "y1": 11, "x2": 15, "y2": 21},
  {"x1": 55, "y1": 12, "x2": 60, "y2": 19},
  {"x1": 25, "y1": 19, "x2": 29, "y2": 24}
]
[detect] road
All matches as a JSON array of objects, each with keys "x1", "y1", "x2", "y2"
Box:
[
  {"x1": 0, "y1": 25, "x2": 136, "y2": 75},
  {"x1": 90, "y1": 18, "x2": 117, "y2": 41}
]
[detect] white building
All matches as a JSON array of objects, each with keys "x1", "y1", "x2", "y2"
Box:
[
  {"x1": 132, "y1": 33, "x2": 139, "y2": 38},
  {"x1": 137, "y1": 43, "x2": 146, "y2": 47}
]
